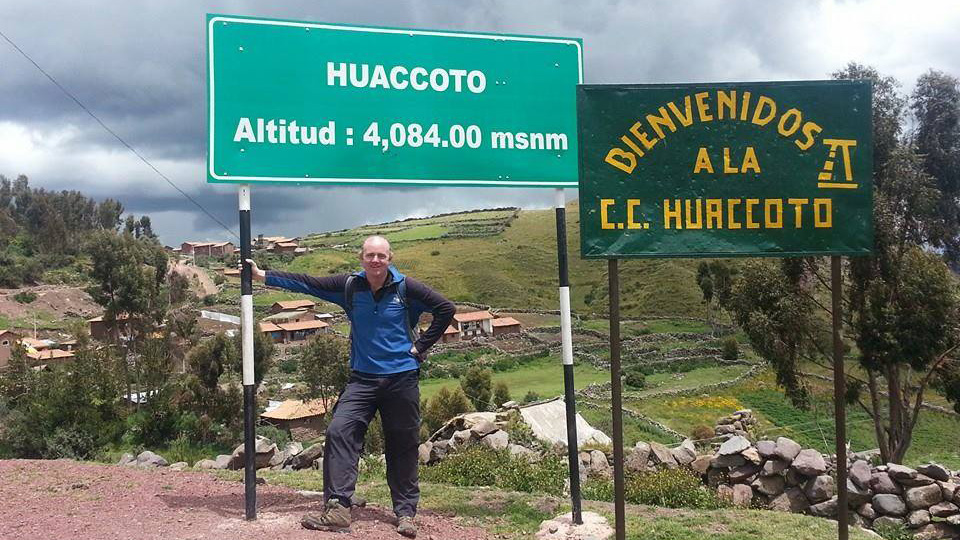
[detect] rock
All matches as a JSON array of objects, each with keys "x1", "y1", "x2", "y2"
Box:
[
  {"x1": 938, "y1": 481, "x2": 959, "y2": 502},
  {"x1": 691, "y1": 455, "x2": 713, "y2": 475},
  {"x1": 508, "y1": 444, "x2": 539, "y2": 462},
  {"x1": 136, "y1": 450, "x2": 168, "y2": 468},
  {"x1": 169, "y1": 462, "x2": 188, "y2": 471},
  {"x1": 501, "y1": 400, "x2": 519, "y2": 409},
  {"x1": 857, "y1": 502, "x2": 877, "y2": 520},
  {"x1": 768, "y1": 487, "x2": 810, "y2": 513},
  {"x1": 229, "y1": 437, "x2": 277, "y2": 470},
  {"x1": 741, "y1": 447, "x2": 762, "y2": 465},
  {"x1": 194, "y1": 459, "x2": 218, "y2": 469},
  {"x1": 289, "y1": 442, "x2": 324, "y2": 470},
  {"x1": 873, "y1": 494, "x2": 908, "y2": 516},
  {"x1": 459, "y1": 412, "x2": 498, "y2": 430},
  {"x1": 887, "y1": 463, "x2": 919, "y2": 483},
  {"x1": 804, "y1": 475, "x2": 835, "y2": 503},
  {"x1": 706, "y1": 468, "x2": 725, "y2": 488},
  {"x1": 732, "y1": 484, "x2": 753, "y2": 507},
  {"x1": 871, "y1": 516, "x2": 904, "y2": 530},
  {"x1": 913, "y1": 523, "x2": 959, "y2": 540},
  {"x1": 471, "y1": 420, "x2": 499, "y2": 438},
  {"x1": 870, "y1": 472, "x2": 902, "y2": 494},
  {"x1": 906, "y1": 484, "x2": 944, "y2": 510},
  {"x1": 901, "y1": 474, "x2": 937, "y2": 488},
  {"x1": 418, "y1": 442, "x2": 433, "y2": 465},
  {"x1": 625, "y1": 443, "x2": 651, "y2": 473},
  {"x1": 848, "y1": 460, "x2": 872, "y2": 490},
  {"x1": 535, "y1": 511, "x2": 612, "y2": 540},
  {"x1": 756, "y1": 440, "x2": 777, "y2": 458},
  {"x1": 808, "y1": 496, "x2": 839, "y2": 518},
  {"x1": 451, "y1": 429, "x2": 474, "y2": 448},
  {"x1": 117, "y1": 453, "x2": 136, "y2": 466},
  {"x1": 847, "y1": 478, "x2": 874, "y2": 507},
  {"x1": 713, "y1": 454, "x2": 747, "y2": 469},
  {"x1": 785, "y1": 468, "x2": 805, "y2": 487},
  {"x1": 729, "y1": 464, "x2": 760, "y2": 484},
  {"x1": 268, "y1": 450, "x2": 285, "y2": 468},
  {"x1": 918, "y1": 463, "x2": 952, "y2": 482},
  {"x1": 649, "y1": 442, "x2": 678, "y2": 469},
  {"x1": 480, "y1": 430, "x2": 509, "y2": 451},
  {"x1": 213, "y1": 454, "x2": 233, "y2": 470},
  {"x1": 761, "y1": 458, "x2": 790, "y2": 477},
  {"x1": 929, "y1": 501, "x2": 959, "y2": 517},
  {"x1": 717, "y1": 484, "x2": 734, "y2": 502},
  {"x1": 791, "y1": 449, "x2": 827, "y2": 477},
  {"x1": 907, "y1": 509, "x2": 932, "y2": 527},
  {"x1": 774, "y1": 437, "x2": 801, "y2": 462},
  {"x1": 586, "y1": 450, "x2": 610, "y2": 476},
  {"x1": 752, "y1": 475, "x2": 786, "y2": 497},
  {"x1": 947, "y1": 514, "x2": 960, "y2": 525},
  {"x1": 715, "y1": 424, "x2": 737, "y2": 435},
  {"x1": 671, "y1": 439, "x2": 697, "y2": 466},
  {"x1": 718, "y1": 436, "x2": 751, "y2": 456}
]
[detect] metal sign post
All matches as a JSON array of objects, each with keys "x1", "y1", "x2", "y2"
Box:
[
  {"x1": 607, "y1": 259, "x2": 625, "y2": 540},
  {"x1": 578, "y1": 80, "x2": 873, "y2": 540},
  {"x1": 238, "y1": 185, "x2": 256, "y2": 519}
]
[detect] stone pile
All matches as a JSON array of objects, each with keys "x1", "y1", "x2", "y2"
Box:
[
  {"x1": 617, "y1": 432, "x2": 960, "y2": 539},
  {"x1": 418, "y1": 410, "x2": 538, "y2": 465},
  {"x1": 714, "y1": 408, "x2": 757, "y2": 439}
]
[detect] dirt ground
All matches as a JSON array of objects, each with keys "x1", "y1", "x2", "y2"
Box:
[
  {"x1": 0, "y1": 284, "x2": 101, "y2": 327},
  {"x1": 0, "y1": 459, "x2": 490, "y2": 540},
  {"x1": 171, "y1": 261, "x2": 220, "y2": 298}
]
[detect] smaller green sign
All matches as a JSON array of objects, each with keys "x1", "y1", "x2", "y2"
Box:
[{"x1": 578, "y1": 81, "x2": 873, "y2": 258}]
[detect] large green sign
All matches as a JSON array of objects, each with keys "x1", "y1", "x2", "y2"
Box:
[
  {"x1": 206, "y1": 14, "x2": 582, "y2": 187},
  {"x1": 578, "y1": 81, "x2": 873, "y2": 258}
]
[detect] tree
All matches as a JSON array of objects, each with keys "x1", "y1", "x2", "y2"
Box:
[
  {"x1": 696, "y1": 261, "x2": 738, "y2": 333},
  {"x1": 460, "y1": 366, "x2": 493, "y2": 412},
  {"x1": 298, "y1": 333, "x2": 350, "y2": 411},
  {"x1": 492, "y1": 381, "x2": 511, "y2": 408},
  {"x1": 187, "y1": 333, "x2": 235, "y2": 390},
  {"x1": 229, "y1": 325, "x2": 275, "y2": 386},
  {"x1": 423, "y1": 386, "x2": 472, "y2": 435}
]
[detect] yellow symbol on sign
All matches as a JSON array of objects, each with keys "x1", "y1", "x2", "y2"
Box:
[{"x1": 818, "y1": 139, "x2": 858, "y2": 189}]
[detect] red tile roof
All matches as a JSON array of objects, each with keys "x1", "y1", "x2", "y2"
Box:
[{"x1": 454, "y1": 310, "x2": 494, "y2": 322}]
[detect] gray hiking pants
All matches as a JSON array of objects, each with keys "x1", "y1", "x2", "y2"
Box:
[{"x1": 323, "y1": 369, "x2": 421, "y2": 517}]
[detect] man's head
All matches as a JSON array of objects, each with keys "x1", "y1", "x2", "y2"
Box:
[{"x1": 359, "y1": 235, "x2": 392, "y2": 281}]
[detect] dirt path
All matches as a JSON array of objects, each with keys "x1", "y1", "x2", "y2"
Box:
[
  {"x1": 0, "y1": 459, "x2": 488, "y2": 540},
  {"x1": 0, "y1": 284, "x2": 100, "y2": 327},
  {"x1": 171, "y1": 261, "x2": 219, "y2": 298}
]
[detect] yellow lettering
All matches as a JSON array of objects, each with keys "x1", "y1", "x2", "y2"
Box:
[
  {"x1": 740, "y1": 91, "x2": 752, "y2": 121},
  {"x1": 630, "y1": 122, "x2": 658, "y2": 151},
  {"x1": 627, "y1": 199, "x2": 643, "y2": 229},
  {"x1": 717, "y1": 90, "x2": 736, "y2": 120},
  {"x1": 723, "y1": 148, "x2": 738, "y2": 174},
  {"x1": 605, "y1": 148, "x2": 636, "y2": 174},
  {"x1": 601, "y1": 199, "x2": 617, "y2": 230},
  {"x1": 694, "y1": 92, "x2": 713, "y2": 122},
  {"x1": 764, "y1": 199, "x2": 783, "y2": 228},
  {"x1": 795, "y1": 121, "x2": 822, "y2": 151},
  {"x1": 742, "y1": 147, "x2": 761, "y2": 173},
  {"x1": 646, "y1": 107, "x2": 677, "y2": 140},
  {"x1": 663, "y1": 199, "x2": 683, "y2": 229},
  {"x1": 620, "y1": 135, "x2": 645, "y2": 157},
  {"x1": 777, "y1": 108, "x2": 803, "y2": 137},
  {"x1": 667, "y1": 96, "x2": 694, "y2": 127},
  {"x1": 814, "y1": 198, "x2": 832, "y2": 228},
  {"x1": 685, "y1": 199, "x2": 703, "y2": 229},
  {"x1": 751, "y1": 96, "x2": 777, "y2": 126},
  {"x1": 706, "y1": 199, "x2": 723, "y2": 229},
  {"x1": 788, "y1": 198, "x2": 808, "y2": 228},
  {"x1": 727, "y1": 199, "x2": 742, "y2": 229},
  {"x1": 693, "y1": 147, "x2": 714, "y2": 174},
  {"x1": 745, "y1": 199, "x2": 761, "y2": 229}
]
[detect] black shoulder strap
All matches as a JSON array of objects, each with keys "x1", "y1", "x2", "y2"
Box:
[{"x1": 344, "y1": 274, "x2": 359, "y2": 315}]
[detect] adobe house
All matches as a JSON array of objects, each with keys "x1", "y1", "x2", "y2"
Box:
[
  {"x1": 259, "y1": 321, "x2": 285, "y2": 344},
  {"x1": 263, "y1": 310, "x2": 317, "y2": 325},
  {"x1": 277, "y1": 320, "x2": 329, "y2": 342},
  {"x1": 491, "y1": 316, "x2": 522, "y2": 336},
  {"x1": 453, "y1": 310, "x2": 495, "y2": 339},
  {"x1": 0, "y1": 329, "x2": 23, "y2": 369},
  {"x1": 261, "y1": 398, "x2": 329, "y2": 440},
  {"x1": 439, "y1": 325, "x2": 461, "y2": 344},
  {"x1": 88, "y1": 314, "x2": 131, "y2": 342},
  {"x1": 270, "y1": 299, "x2": 316, "y2": 314}
]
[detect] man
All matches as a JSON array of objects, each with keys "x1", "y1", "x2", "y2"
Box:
[{"x1": 247, "y1": 235, "x2": 454, "y2": 538}]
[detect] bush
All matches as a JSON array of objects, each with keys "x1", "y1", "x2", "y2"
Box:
[
  {"x1": 256, "y1": 423, "x2": 291, "y2": 449},
  {"x1": 460, "y1": 366, "x2": 493, "y2": 411},
  {"x1": 423, "y1": 386, "x2": 473, "y2": 435},
  {"x1": 213, "y1": 273, "x2": 226, "y2": 286},
  {"x1": 522, "y1": 390, "x2": 541, "y2": 404},
  {"x1": 430, "y1": 250, "x2": 440, "y2": 256},
  {"x1": 278, "y1": 357, "x2": 299, "y2": 374},
  {"x1": 873, "y1": 521, "x2": 912, "y2": 540},
  {"x1": 492, "y1": 382, "x2": 511, "y2": 408},
  {"x1": 691, "y1": 425, "x2": 715, "y2": 441},
  {"x1": 12, "y1": 291, "x2": 36, "y2": 303},
  {"x1": 421, "y1": 446, "x2": 566, "y2": 495},
  {"x1": 582, "y1": 468, "x2": 726, "y2": 509},
  {"x1": 202, "y1": 294, "x2": 218, "y2": 306},
  {"x1": 721, "y1": 336, "x2": 739, "y2": 361},
  {"x1": 624, "y1": 368, "x2": 646, "y2": 389}
]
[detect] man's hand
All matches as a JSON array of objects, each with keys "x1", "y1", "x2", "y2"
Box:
[{"x1": 240, "y1": 259, "x2": 266, "y2": 282}]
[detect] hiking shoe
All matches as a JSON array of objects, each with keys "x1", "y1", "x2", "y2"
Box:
[
  {"x1": 301, "y1": 500, "x2": 351, "y2": 531},
  {"x1": 397, "y1": 515, "x2": 417, "y2": 538},
  {"x1": 350, "y1": 495, "x2": 367, "y2": 508}
]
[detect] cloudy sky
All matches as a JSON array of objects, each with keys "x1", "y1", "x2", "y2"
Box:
[{"x1": 1, "y1": 0, "x2": 958, "y2": 245}]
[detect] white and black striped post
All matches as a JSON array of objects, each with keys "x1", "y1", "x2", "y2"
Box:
[
  {"x1": 239, "y1": 185, "x2": 257, "y2": 520},
  {"x1": 554, "y1": 188, "x2": 582, "y2": 524}
]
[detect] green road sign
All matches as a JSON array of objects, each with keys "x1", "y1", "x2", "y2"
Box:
[
  {"x1": 206, "y1": 14, "x2": 582, "y2": 187},
  {"x1": 578, "y1": 81, "x2": 873, "y2": 258}
]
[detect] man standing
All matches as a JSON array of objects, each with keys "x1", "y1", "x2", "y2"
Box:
[{"x1": 247, "y1": 235, "x2": 454, "y2": 537}]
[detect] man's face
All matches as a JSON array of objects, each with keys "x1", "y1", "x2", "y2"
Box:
[{"x1": 360, "y1": 238, "x2": 392, "y2": 279}]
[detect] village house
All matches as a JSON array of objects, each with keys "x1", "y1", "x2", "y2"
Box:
[
  {"x1": 0, "y1": 329, "x2": 22, "y2": 369},
  {"x1": 261, "y1": 398, "x2": 329, "y2": 440},
  {"x1": 270, "y1": 299, "x2": 316, "y2": 313},
  {"x1": 439, "y1": 325, "x2": 461, "y2": 344},
  {"x1": 453, "y1": 310, "x2": 495, "y2": 339},
  {"x1": 180, "y1": 241, "x2": 235, "y2": 258},
  {"x1": 88, "y1": 314, "x2": 132, "y2": 341},
  {"x1": 491, "y1": 316, "x2": 522, "y2": 336},
  {"x1": 259, "y1": 319, "x2": 330, "y2": 344}
]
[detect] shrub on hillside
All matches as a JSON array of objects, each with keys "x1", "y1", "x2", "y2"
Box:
[
  {"x1": 492, "y1": 382, "x2": 511, "y2": 408},
  {"x1": 522, "y1": 390, "x2": 541, "y2": 404},
  {"x1": 691, "y1": 425, "x2": 715, "y2": 441},
  {"x1": 12, "y1": 291, "x2": 36, "y2": 303},
  {"x1": 422, "y1": 386, "x2": 472, "y2": 435},
  {"x1": 721, "y1": 337, "x2": 739, "y2": 361},
  {"x1": 421, "y1": 446, "x2": 566, "y2": 495},
  {"x1": 582, "y1": 468, "x2": 726, "y2": 509},
  {"x1": 624, "y1": 367, "x2": 646, "y2": 389},
  {"x1": 460, "y1": 366, "x2": 493, "y2": 411}
]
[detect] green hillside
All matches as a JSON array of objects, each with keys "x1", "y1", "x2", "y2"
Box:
[{"x1": 275, "y1": 201, "x2": 708, "y2": 318}]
